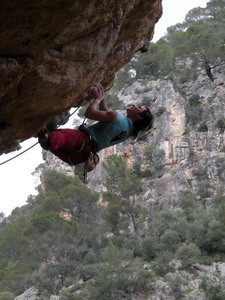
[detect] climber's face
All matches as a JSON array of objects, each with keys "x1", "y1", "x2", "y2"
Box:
[{"x1": 126, "y1": 105, "x2": 147, "y2": 121}]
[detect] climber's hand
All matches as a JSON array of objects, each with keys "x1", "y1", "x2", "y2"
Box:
[{"x1": 90, "y1": 84, "x2": 104, "y2": 101}]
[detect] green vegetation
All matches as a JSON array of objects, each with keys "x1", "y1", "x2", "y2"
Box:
[
  {"x1": 115, "y1": 0, "x2": 225, "y2": 85},
  {"x1": 216, "y1": 118, "x2": 225, "y2": 132},
  {"x1": 1, "y1": 157, "x2": 225, "y2": 297},
  {"x1": 198, "y1": 121, "x2": 208, "y2": 132},
  {"x1": 143, "y1": 145, "x2": 165, "y2": 172},
  {"x1": 155, "y1": 106, "x2": 166, "y2": 117},
  {"x1": 0, "y1": 292, "x2": 15, "y2": 300},
  {"x1": 186, "y1": 94, "x2": 203, "y2": 126},
  {"x1": 2, "y1": 0, "x2": 225, "y2": 297},
  {"x1": 200, "y1": 278, "x2": 225, "y2": 300}
]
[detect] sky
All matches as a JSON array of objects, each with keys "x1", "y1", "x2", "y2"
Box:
[{"x1": 0, "y1": 0, "x2": 209, "y2": 216}]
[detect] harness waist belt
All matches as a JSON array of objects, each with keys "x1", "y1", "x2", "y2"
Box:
[{"x1": 79, "y1": 128, "x2": 98, "y2": 153}]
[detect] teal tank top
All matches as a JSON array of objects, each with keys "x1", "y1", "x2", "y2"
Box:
[{"x1": 84, "y1": 112, "x2": 133, "y2": 152}]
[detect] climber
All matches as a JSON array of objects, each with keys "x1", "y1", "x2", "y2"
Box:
[{"x1": 37, "y1": 84, "x2": 154, "y2": 173}]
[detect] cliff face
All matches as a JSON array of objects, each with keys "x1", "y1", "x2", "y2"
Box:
[
  {"x1": 44, "y1": 67, "x2": 225, "y2": 201},
  {"x1": 42, "y1": 57, "x2": 225, "y2": 211},
  {"x1": 112, "y1": 77, "x2": 225, "y2": 220},
  {"x1": 18, "y1": 69, "x2": 225, "y2": 299},
  {"x1": 0, "y1": 0, "x2": 162, "y2": 155}
]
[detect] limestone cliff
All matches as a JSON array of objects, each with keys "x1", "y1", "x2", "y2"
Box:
[
  {"x1": 0, "y1": 0, "x2": 162, "y2": 154},
  {"x1": 15, "y1": 59, "x2": 225, "y2": 300},
  {"x1": 43, "y1": 64, "x2": 225, "y2": 210},
  {"x1": 115, "y1": 71, "x2": 225, "y2": 212},
  {"x1": 16, "y1": 70, "x2": 225, "y2": 297}
]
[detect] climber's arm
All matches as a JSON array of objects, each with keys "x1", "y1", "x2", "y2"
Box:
[
  {"x1": 85, "y1": 84, "x2": 117, "y2": 121},
  {"x1": 85, "y1": 99, "x2": 116, "y2": 121},
  {"x1": 99, "y1": 98, "x2": 109, "y2": 111}
]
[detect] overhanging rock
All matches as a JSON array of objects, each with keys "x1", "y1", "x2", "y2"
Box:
[{"x1": 0, "y1": 0, "x2": 162, "y2": 154}]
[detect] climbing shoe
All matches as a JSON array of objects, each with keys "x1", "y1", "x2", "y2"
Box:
[{"x1": 37, "y1": 129, "x2": 50, "y2": 147}]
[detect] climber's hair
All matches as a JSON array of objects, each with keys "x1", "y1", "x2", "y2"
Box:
[{"x1": 131, "y1": 107, "x2": 154, "y2": 139}]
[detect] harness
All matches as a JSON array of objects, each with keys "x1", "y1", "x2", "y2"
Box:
[{"x1": 65, "y1": 120, "x2": 100, "y2": 184}]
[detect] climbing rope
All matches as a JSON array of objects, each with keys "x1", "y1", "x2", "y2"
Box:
[
  {"x1": 0, "y1": 106, "x2": 81, "y2": 166},
  {"x1": 0, "y1": 142, "x2": 39, "y2": 166}
]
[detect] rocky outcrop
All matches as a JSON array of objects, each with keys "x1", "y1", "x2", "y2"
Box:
[
  {"x1": 112, "y1": 70, "x2": 225, "y2": 210},
  {"x1": 0, "y1": 0, "x2": 162, "y2": 155},
  {"x1": 17, "y1": 261, "x2": 225, "y2": 299},
  {"x1": 148, "y1": 261, "x2": 225, "y2": 299},
  {"x1": 42, "y1": 63, "x2": 225, "y2": 210},
  {"x1": 15, "y1": 287, "x2": 38, "y2": 300},
  {"x1": 15, "y1": 60, "x2": 225, "y2": 300}
]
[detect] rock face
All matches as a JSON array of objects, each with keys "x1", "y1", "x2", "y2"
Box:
[
  {"x1": 14, "y1": 287, "x2": 38, "y2": 300},
  {"x1": 0, "y1": 0, "x2": 162, "y2": 154},
  {"x1": 15, "y1": 60, "x2": 225, "y2": 300}
]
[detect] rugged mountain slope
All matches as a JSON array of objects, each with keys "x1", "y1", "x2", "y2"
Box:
[
  {"x1": 16, "y1": 67, "x2": 225, "y2": 299},
  {"x1": 0, "y1": 0, "x2": 162, "y2": 155},
  {"x1": 116, "y1": 70, "x2": 225, "y2": 210},
  {"x1": 44, "y1": 62, "x2": 225, "y2": 208}
]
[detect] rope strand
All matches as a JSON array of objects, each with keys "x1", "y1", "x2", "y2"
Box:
[
  {"x1": 0, "y1": 106, "x2": 81, "y2": 166},
  {"x1": 0, "y1": 142, "x2": 39, "y2": 166}
]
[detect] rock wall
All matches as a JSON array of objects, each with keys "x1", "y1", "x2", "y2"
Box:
[
  {"x1": 111, "y1": 69, "x2": 225, "y2": 211},
  {"x1": 0, "y1": 0, "x2": 162, "y2": 154},
  {"x1": 43, "y1": 68, "x2": 225, "y2": 211},
  {"x1": 15, "y1": 58, "x2": 225, "y2": 300}
]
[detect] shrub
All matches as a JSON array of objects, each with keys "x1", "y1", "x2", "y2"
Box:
[
  {"x1": 133, "y1": 161, "x2": 142, "y2": 175},
  {"x1": 137, "y1": 131, "x2": 149, "y2": 141},
  {"x1": 182, "y1": 128, "x2": 190, "y2": 135},
  {"x1": 186, "y1": 106, "x2": 202, "y2": 125},
  {"x1": 168, "y1": 275, "x2": 185, "y2": 298},
  {"x1": 142, "y1": 236, "x2": 159, "y2": 261},
  {"x1": 152, "y1": 149, "x2": 165, "y2": 170},
  {"x1": 141, "y1": 96, "x2": 152, "y2": 106},
  {"x1": 31, "y1": 265, "x2": 60, "y2": 293},
  {"x1": 144, "y1": 145, "x2": 154, "y2": 160},
  {"x1": 140, "y1": 169, "x2": 153, "y2": 178},
  {"x1": 179, "y1": 190, "x2": 196, "y2": 210},
  {"x1": 188, "y1": 94, "x2": 200, "y2": 106},
  {"x1": 104, "y1": 92, "x2": 121, "y2": 110},
  {"x1": 155, "y1": 106, "x2": 166, "y2": 117},
  {"x1": 160, "y1": 230, "x2": 181, "y2": 251},
  {"x1": 193, "y1": 167, "x2": 208, "y2": 180},
  {"x1": 200, "y1": 279, "x2": 225, "y2": 300},
  {"x1": 143, "y1": 144, "x2": 165, "y2": 170},
  {"x1": 198, "y1": 121, "x2": 208, "y2": 132},
  {"x1": 153, "y1": 251, "x2": 175, "y2": 276},
  {"x1": 196, "y1": 180, "x2": 212, "y2": 199},
  {"x1": 216, "y1": 118, "x2": 225, "y2": 132},
  {"x1": 176, "y1": 242, "x2": 201, "y2": 268},
  {"x1": 0, "y1": 292, "x2": 15, "y2": 300},
  {"x1": 186, "y1": 94, "x2": 202, "y2": 125},
  {"x1": 205, "y1": 219, "x2": 225, "y2": 253}
]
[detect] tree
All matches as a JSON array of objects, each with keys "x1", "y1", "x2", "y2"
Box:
[
  {"x1": 0, "y1": 292, "x2": 15, "y2": 300},
  {"x1": 206, "y1": 0, "x2": 225, "y2": 20},
  {"x1": 34, "y1": 170, "x2": 99, "y2": 219},
  {"x1": 185, "y1": 7, "x2": 208, "y2": 24},
  {"x1": 102, "y1": 155, "x2": 144, "y2": 235},
  {"x1": 130, "y1": 41, "x2": 174, "y2": 79},
  {"x1": 113, "y1": 64, "x2": 135, "y2": 91},
  {"x1": 176, "y1": 242, "x2": 201, "y2": 268},
  {"x1": 88, "y1": 241, "x2": 152, "y2": 299}
]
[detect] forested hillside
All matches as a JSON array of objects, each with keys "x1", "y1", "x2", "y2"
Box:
[{"x1": 1, "y1": 0, "x2": 225, "y2": 299}]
